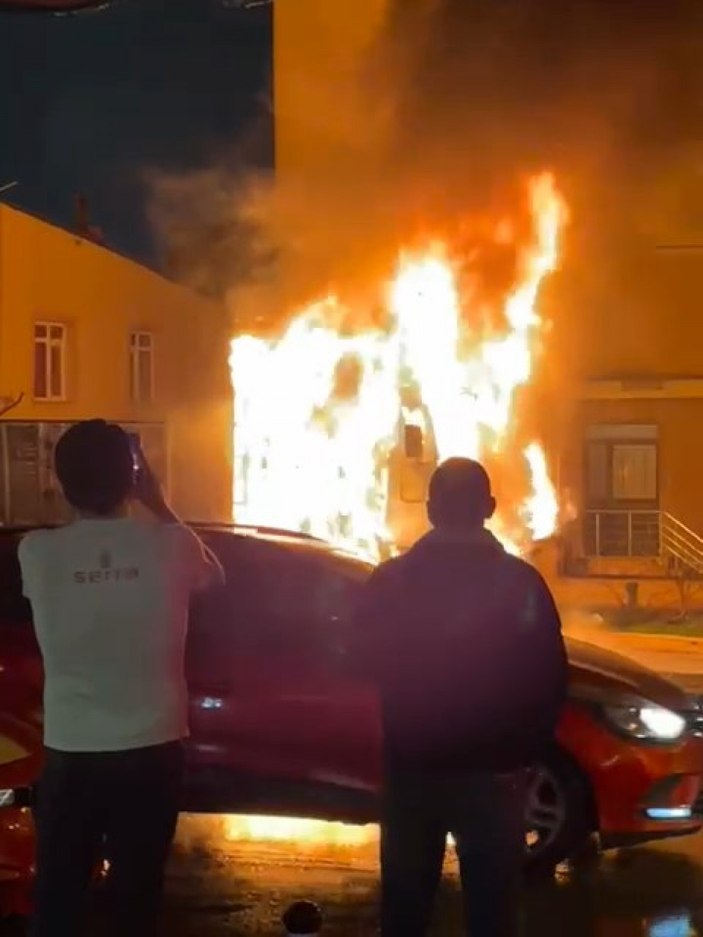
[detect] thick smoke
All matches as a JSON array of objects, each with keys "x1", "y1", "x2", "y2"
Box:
[{"x1": 150, "y1": 0, "x2": 703, "y2": 367}]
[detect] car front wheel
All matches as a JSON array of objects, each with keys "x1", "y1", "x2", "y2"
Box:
[{"x1": 524, "y1": 750, "x2": 596, "y2": 877}]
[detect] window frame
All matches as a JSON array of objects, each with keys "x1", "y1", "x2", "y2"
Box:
[
  {"x1": 188, "y1": 536, "x2": 367, "y2": 669},
  {"x1": 584, "y1": 424, "x2": 659, "y2": 509},
  {"x1": 129, "y1": 330, "x2": 155, "y2": 404},
  {"x1": 33, "y1": 321, "x2": 67, "y2": 402}
]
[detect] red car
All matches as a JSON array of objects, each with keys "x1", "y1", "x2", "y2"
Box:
[{"x1": 0, "y1": 523, "x2": 701, "y2": 910}]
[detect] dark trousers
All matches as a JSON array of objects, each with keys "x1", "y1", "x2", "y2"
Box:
[
  {"x1": 30, "y1": 741, "x2": 184, "y2": 937},
  {"x1": 381, "y1": 763, "x2": 527, "y2": 937}
]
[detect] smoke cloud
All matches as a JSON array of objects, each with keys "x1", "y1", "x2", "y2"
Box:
[{"x1": 149, "y1": 0, "x2": 703, "y2": 377}]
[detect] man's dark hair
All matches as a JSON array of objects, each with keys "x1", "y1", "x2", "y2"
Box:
[
  {"x1": 427, "y1": 457, "x2": 495, "y2": 529},
  {"x1": 54, "y1": 420, "x2": 133, "y2": 516}
]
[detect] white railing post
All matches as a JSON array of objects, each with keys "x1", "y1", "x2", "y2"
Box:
[
  {"x1": 627, "y1": 510, "x2": 633, "y2": 557},
  {"x1": 595, "y1": 511, "x2": 601, "y2": 557}
]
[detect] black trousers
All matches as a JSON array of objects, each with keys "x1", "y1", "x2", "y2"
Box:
[
  {"x1": 30, "y1": 741, "x2": 184, "y2": 937},
  {"x1": 381, "y1": 763, "x2": 527, "y2": 937}
]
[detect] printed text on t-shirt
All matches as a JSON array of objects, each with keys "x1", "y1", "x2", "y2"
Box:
[{"x1": 73, "y1": 567, "x2": 140, "y2": 584}]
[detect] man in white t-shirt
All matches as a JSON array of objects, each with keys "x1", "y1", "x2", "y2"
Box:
[{"x1": 19, "y1": 420, "x2": 223, "y2": 937}]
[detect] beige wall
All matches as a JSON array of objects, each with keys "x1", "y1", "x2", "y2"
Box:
[
  {"x1": 575, "y1": 251, "x2": 703, "y2": 381},
  {"x1": 0, "y1": 205, "x2": 232, "y2": 522},
  {"x1": 274, "y1": 0, "x2": 391, "y2": 177}
]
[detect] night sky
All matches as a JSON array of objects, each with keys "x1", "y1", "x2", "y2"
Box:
[
  {"x1": 2, "y1": 0, "x2": 701, "y2": 294},
  {"x1": 0, "y1": 0, "x2": 272, "y2": 266}
]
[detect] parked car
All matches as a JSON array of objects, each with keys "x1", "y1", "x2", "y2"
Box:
[
  {"x1": 0, "y1": 522, "x2": 701, "y2": 911},
  {"x1": 0, "y1": 700, "x2": 42, "y2": 920}
]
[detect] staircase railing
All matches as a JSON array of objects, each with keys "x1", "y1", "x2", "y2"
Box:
[
  {"x1": 582, "y1": 510, "x2": 703, "y2": 577},
  {"x1": 660, "y1": 512, "x2": 703, "y2": 575}
]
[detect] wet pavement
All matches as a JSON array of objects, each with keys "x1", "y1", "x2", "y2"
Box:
[
  {"x1": 160, "y1": 816, "x2": 703, "y2": 936},
  {"x1": 160, "y1": 631, "x2": 703, "y2": 937}
]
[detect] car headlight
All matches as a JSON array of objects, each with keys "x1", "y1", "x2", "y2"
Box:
[{"x1": 603, "y1": 701, "x2": 687, "y2": 741}]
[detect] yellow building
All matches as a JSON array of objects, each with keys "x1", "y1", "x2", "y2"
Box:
[
  {"x1": 274, "y1": 1, "x2": 703, "y2": 613},
  {"x1": 0, "y1": 204, "x2": 232, "y2": 525},
  {"x1": 551, "y1": 246, "x2": 703, "y2": 611},
  {"x1": 274, "y1": 0, "x2": 390, "y2": 178}
]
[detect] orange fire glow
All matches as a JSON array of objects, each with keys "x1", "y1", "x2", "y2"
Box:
[
  {"x1": 223, "y1": 816, "x2": 376, "y2": 848},
  {"x1": 230, "y1": 173, "x2": 566, "y2": 559},
  {"x1": 225, "y1": 174, "x2": 566, "y2": 845}
]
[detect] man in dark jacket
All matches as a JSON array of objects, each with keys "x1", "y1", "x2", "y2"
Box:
[{"x1": 354, "y1": 458, "x2": 567, "y2": 937}]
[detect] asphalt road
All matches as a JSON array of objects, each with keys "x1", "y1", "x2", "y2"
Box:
[{"x1": 155, "y1": 815, "x2": 703, "y2": 937}]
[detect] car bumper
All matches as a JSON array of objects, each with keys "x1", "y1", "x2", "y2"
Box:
[{"x1": 558, "y1": 703, "x2": 703, "y2": 843}]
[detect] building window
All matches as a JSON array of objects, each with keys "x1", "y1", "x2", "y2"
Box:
[
  {"x1": 130, "y1": 332, "x2": 154, "y2": 403},
  {"x1": 585, "y1": 424, "x2": 658, "y2": 507},
  {"x1": 611, "y1": 444, "x2": 658, "y2": 501},
  {"x1": 34, "y1": 323, "x2": 66, "y2": 401}
]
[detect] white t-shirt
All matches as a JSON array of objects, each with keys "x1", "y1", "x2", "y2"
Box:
[{"x1": 18, "y1": 518, "x2": 212, "y2": 753}]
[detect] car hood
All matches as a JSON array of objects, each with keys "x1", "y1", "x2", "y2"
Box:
[{"x1": 566, "y1": 637, "x2": 691, "y2": 711}]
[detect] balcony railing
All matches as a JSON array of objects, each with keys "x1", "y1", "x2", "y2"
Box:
[{"x1": 583, "y1": 510, "x2": 661, "y2": 558}]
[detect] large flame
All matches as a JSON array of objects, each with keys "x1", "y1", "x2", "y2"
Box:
[
  {"x1": 225, "y1": 174, "x2": 566, "y2": 846},
  {"x1": 230, "y1": 173, "x2": 566, "y2": 559}
]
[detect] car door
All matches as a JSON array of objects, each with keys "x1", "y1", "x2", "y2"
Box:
[{"x1": 186, "y1": 533, "x2": 382, "y2": 799}]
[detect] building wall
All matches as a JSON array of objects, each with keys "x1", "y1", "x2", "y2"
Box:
[
  {"x1": 0, "y1": 205, "x2": 232, "y2": 523},
  {"x1": 274, "y1": 0, "x2": 390, "y2": 178},
  {"x1": 572, "y1": 251, "x2": 703, "y2": 382}
]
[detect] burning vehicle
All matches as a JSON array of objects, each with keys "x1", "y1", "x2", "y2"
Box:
[{"x1": 229, "y1": 174, "x2": 562, "y2": 559}]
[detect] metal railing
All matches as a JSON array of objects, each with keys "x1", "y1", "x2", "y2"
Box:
[
  {"x1": 660, "y1": 512, "x2": 703, "y2": 575},
  {"x1": 584, "y1": 510, "x2": 660, "y2": 559},
  {"x1": 583, "y1": 510, "x2": 703, "y2": 575}
]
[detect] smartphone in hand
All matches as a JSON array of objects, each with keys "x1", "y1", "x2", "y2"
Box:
[{"x1": 127, "y1": 432, "x2": 144, "y2": 485}]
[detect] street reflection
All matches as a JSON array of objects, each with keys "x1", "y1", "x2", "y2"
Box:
[{"x1": 170, "y1": 819, "x2": 703, "y2": 936}]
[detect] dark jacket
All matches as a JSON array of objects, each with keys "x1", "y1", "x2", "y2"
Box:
[{"x1": 353, "y1": 529, "x2": 567, "y2": 772}]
